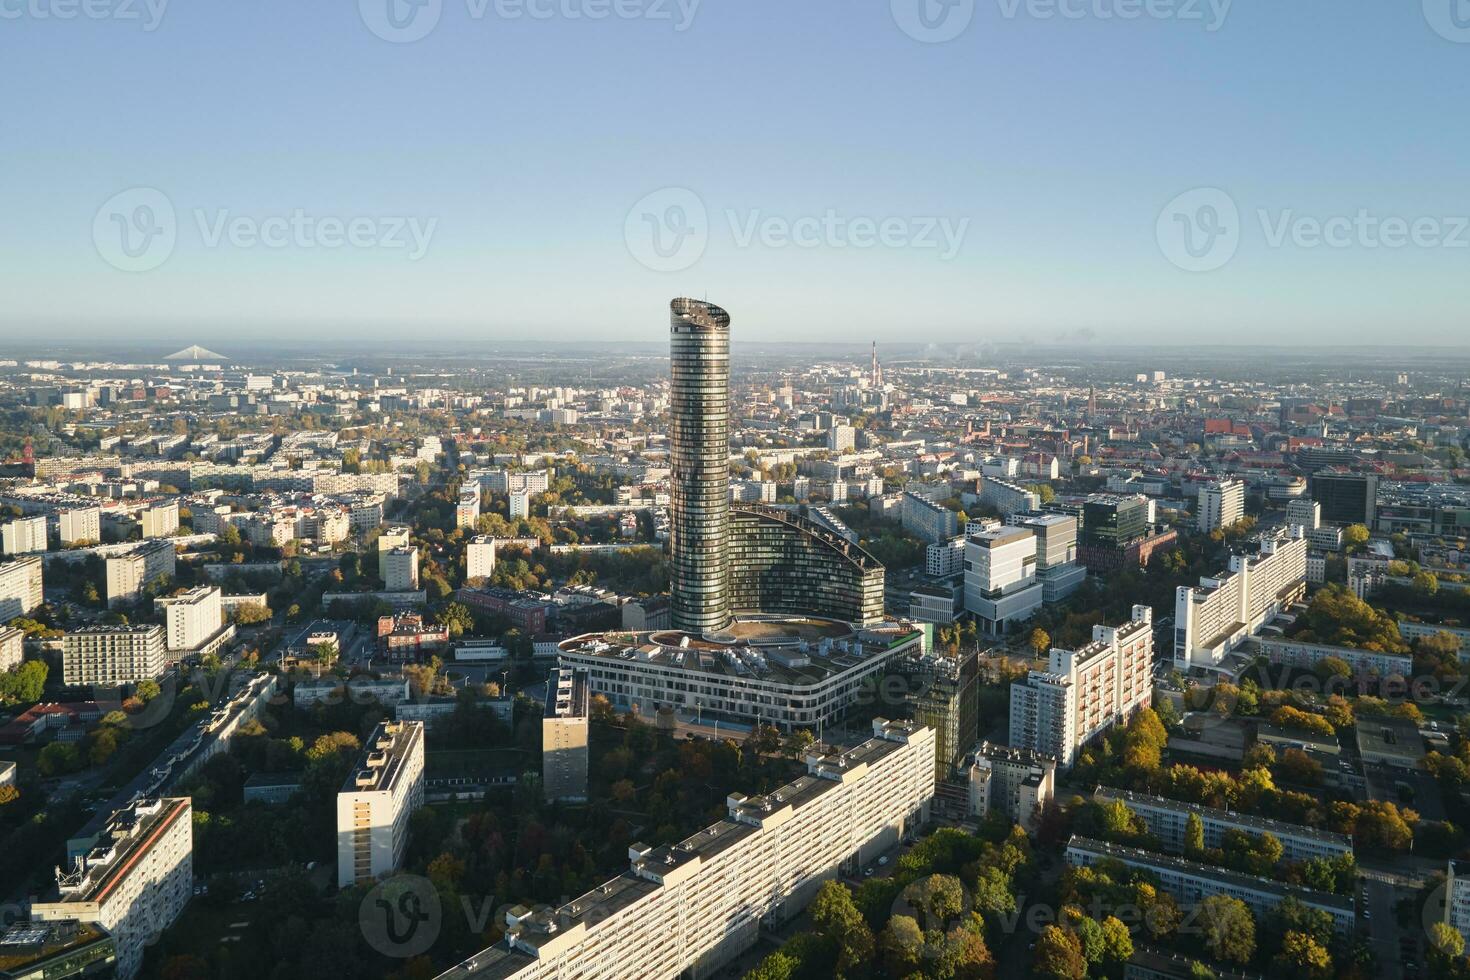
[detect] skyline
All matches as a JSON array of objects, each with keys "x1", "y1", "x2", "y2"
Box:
[{"x1": 4, "y1": 1, "x2": 1469, "y2": 343}]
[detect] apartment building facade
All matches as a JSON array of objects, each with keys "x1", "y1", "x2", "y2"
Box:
[
  {"x1": 62, "y1": 625, "x2": 167, "y2": 686},
  {"x1": 336, "y1": 720, "x2": 425, "y2": 888},
  {"x1": 105, "y1": 542, "x2": 176, "y2": 608},
  {"x1": 1093, "y1": 788, "x2": 1354, "y2": 863},
  {"x1": 1174, "y1": 525, "x2": 1308, "y2": 671},
  {"x1": 154, "y1": 586, "x2": 224, "y2": 652},
  {"x1": 0, "y1": 555, "x2": 43, "y2": 621}
]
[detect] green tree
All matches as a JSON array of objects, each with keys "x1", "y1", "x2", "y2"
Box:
[
  {"x1": 879, "y1": 915, "x2": 924, "y2": 977},
  {"x1": 1033, "y1": 924, "x2": 1086, "y2": 980},
  {"x1": 1200, "y1": 895, "x2": 1255, "y2": 965},
  {"x1": 1273, "y1": 930, "x2": 1331, "y2": 978},
  {"x1": 1100, "y1": 915, "x2": 1133, "y2": 964},
  {"x1": 808, "y1": 880, "x2": 874, "y2": 975},
  {"x1": 1343, "y1": 524, "x2": 1370, "y2": 553},
  {"x1": 1184, "y1": 812, "x2": 1205, "y2": 857},
  {"x1": 1029, "y1": 628, "x2": 1051, "y2": 657}
]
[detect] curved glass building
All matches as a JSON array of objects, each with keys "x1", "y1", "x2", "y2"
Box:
[
  {"x1": 669, "y1": 298, "x2": 733, "y2": 635},
  {"x1": 728, "y1": 505, "x2": 886, "y2": 627}
]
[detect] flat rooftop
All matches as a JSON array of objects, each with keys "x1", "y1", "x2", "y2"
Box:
[
  {"x1": 341, "y1": 720, "x2": 423, "y2": 794},
  {"x1": 44, "y1": 798, "x2": 189, "y2": 906}
]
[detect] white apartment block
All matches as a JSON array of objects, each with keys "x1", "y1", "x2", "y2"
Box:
[
  {"x1": 31, "y1": 797, "x2": 193, "y2": 980},
  {"x1": 925, "y1": 536, "x2": 966, "y2": 578},
  {"x1": 901, "y1": 491, "x2": 959, "y2": 544},
  {"x1": 433, "y1": 720, "x2": 935, "y2": 980},
  {"x1": 59, "y1": 507, "x2": 102, "y2": 546},
  {"x1": 476, "y1": 468, "x2": 553, "y2": 495},
  {"x1": 974, "y1": 477, "x2": 1039, "y2": 518},
  {"x1": 1010, "y1": 606, "x2": 1154, "y2": 768},
  {"x1": 140, "y1": 502, "x2": 179, "y2": 539},
  {"x1": 377, "y1": 526, "x2": 412, "y2": 581},
  {"x1": 63, "y1": 624, "x2": 167, "y2": 686},
  {"x1": 300, "y1": 509, "x2": 350, "y2": 544},
  {"x1": 347, "y1": 493, "x2": 386, "y2": 532},
  {"x1": 3, "y1": 515, "x2": 49, "y2": 555},
  {"x1": 827, "y1": 424, "x2": 856, "y2": 453},
  {"x1": 1445, "y1": 860, "x2": 1470, "y2": 949},
  {"x1": 382, "y1": 546, "x2": 420, "y2": 592},
  {"x1": 154, "y1": 586, "x2": 224, "y2": 652},
  {"x1": 466, "y1": 535, "x2": 497, "y2": 581},
  {"x1": 1197, "y1": 479, "x2": 1246, "y2": 533},
  {"x1": 456, "y1": 490, "x2": 481, "y2": 529},
  {"x1": 337, "y1": 720, "x2": 425, "y2": 888},
  {"x1": 968, "y1": 741, "x2": 1056, "y2": 829},
  {"x1": 963, "y1": 525, "x2": 1042, "y2": 635},
  {"x1": 1066, "y1": 836, "x2": 1353, "y2": 934},
  {"x1": 0, "y1": 625, "x2": 23, "y2": 672},
  {"x1": 105, "y1": 542, "x2": 176, "y2": 608},
  {"x1": 510, "y1": 491, "x2": 532, "y2": 519},
  {"x1": 1254, "y1": 636, "x2": 1412, "y2": 679},
  {"x1": 543, "y1": 668, "x2": 590, "y2": 803},
  {"x1": 1174, "y1": 525, "x2": 1308, "y2": 671},
  {"x1": 1093, "y1": 788, "x2": 1354, "y2": 863},
  {"x1": 1286, "y1": 498, "x2": 1321, "y2": 530},
  {"x1": 0, "y1": 555, "x2": 44, "y2": 621}
]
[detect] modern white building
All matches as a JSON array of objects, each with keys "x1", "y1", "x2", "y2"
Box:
[
  {"x1": 140, "y1": 502, "x2": 179, "y2": 539},
  {"x1": 1093, "y1": 788, "x2": 1354, "y2": 863},
  {"x1": 1006, "y1": 511, "x2": 1087, "y2": 602},
  {"x1": 105, "y1": 541, "x2": 176, "y2": 608},
  {"x1": 377, "y1": 526, "x2": 412, "y2": 581},
  {"x1": 925, "y1": 536, "x2": 966, "y2": 578},
  {"x1": 542, "y1": 668, "x2": 590, "y2": 803},
  {"x1": 30, "y1": 797, "x2": 193, "y2": 980},
  {"x1": 433, "y1": 720, "x2": 935, "y2": 980},
  {"x1": 0, "y1": 555, "x2": 44, "y2": 621},
  {"x1": 1285, "y1": 498, "x2": 1321, "y2": 531},
  {"x1": 154, "y1": 586, "x2": 224, "y2": 652},
  {"x1": 336, "y1": 720, "x2": 425, "y2": 888},
  {"x1": 963, "y1": 524, "x2": 1042, "y2": 635},
  {"x1": 58, "y1": 507, "x2": 102, "y2": 546},
  {"x1": 62, "y1": 624, "x2": 167, "y2": 686},
  {"x1": 1174, "y1": 525, "x2": 1308, "y2": 672},
  {"x1": 1065, "y1": 836, "x2": 1353, "y2": 934},
  {"x1": 510, "y1": 491, "x2": 532, "y2": 519},
  {"x1": 968, "y1": 741, "x2": 1056, "y2": 829},
  {"x1": 1197, "y1": 479, "x2": 1246, "y2": 533},
  {"x1": 466, "y1": 535, "x2": 497, "y2": 582},
  {"x1": 2, "y1": 515, "x2": 48, "y2": 555},
  {"x1": 1009, "y1": 606, "x2": 1154, "y2": 768},
  {"x1": 382, "y1": 546, "x2": 420, "y2": 592}
]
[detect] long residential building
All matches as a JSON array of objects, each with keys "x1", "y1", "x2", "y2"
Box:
[
  {"x1": 30, "y1": 797, "x2": 193, "y2": 980},
  {"x1": 62, "y1": 625, "x2": 167, "y2": 686},
  {"x1": 1065, "y1": 836, "x2": 1353, "y2": 934},
  {"x1": 337, "y1": 720, "x2": 425, "y2": 888},
  {"x1": 1093, "y1": 788, "x2": 1354, "y2": 863},
  {"x1": 558, "y1": 621, "x2": 927, "y2": 731},
  {"x1": 104, "y1": 541, "x2": 176, "y2": 608},
  {"x1": 1173, "y1": 525, "x2": 1308, "y2": 672},
  {"x1": 433, "y1": 719, "x2": 935, "y2": 980},
  {"x1": 0, "y1": 555, "x2": 43, "y2": 621},
  {"x1": 1253, "y1": 636, "x2": 1412, "y2": 678},
  {"x1": 1009, "y1": 606, "x2": 1153, "y2": 768}
]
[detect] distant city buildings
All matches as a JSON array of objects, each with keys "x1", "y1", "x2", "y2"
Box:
[
  {"x1": 2, "y1": 515, "x2": 48, "y2": 555},
  {"x1": 0, "y1": 555, "x2": 44, "y2": 621}
]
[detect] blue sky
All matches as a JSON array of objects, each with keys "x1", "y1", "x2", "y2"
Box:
[{"x1": 2, "y1": 0, "x2": 1467, "y2": 346}]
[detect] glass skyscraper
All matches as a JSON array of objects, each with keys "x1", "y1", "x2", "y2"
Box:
[{"x1": 669, "y1": 298, "x2": 733, "y2": 635}]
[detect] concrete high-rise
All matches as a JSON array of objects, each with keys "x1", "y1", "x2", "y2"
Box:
[{"x1": 669, "y1": 298, "x2": 733, "y2": 635}]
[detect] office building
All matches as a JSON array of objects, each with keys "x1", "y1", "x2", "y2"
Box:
[
  {"x1": 0, "y1": 625, "x2": 23, "y2": 672},
  {"x1": 901, "y1": 490, "x2": 960, "y2": 544},
  {"x1": 1285, "y1": 498, "x2": 1321, "y2": 531},
  {"x1": 964, "y1": 524, "x2": 1042, "y2": 635},
  {"x1": 382, "y1": 546, "x2": 420, "y2": 592},
  {"x1": 1197, "y1": 479, "x2": 1245, "y2": 533},
  {"x1": 1009, "y1": 606, "x2": 1153, "y2": 768},
  {"x1": 1093, "y1": 788, "x2": 1353, "y2": 863},
  {"x1": 968, "y1": 741, "x2": 1056, "y2": 829},
  {"x1": 104, "y1": 541, "x2": 175, "y2": 608},
  {"x1": 669, "y1": 298, "x2": 733, "y2": 635},
  {"x1": 1310, "y1": 472, "x2": 1378, "y2": 527},
  {"x1": 542, "y1": 668, "x2": 590, "y2": 802},
  {"x1": 1065, "y1": 836, "x2": 1352, "y2": 934},
  {"x1": 925, "y1": 536, "x2": 966, "y2": 578},
  {"x1": 0, "y1": 919, "x2": 116, "y2": 980},
  {"x1": 726, "y1": 505, "x2": 885, "y2": 628},
  {"x1": 1173, "y1": 525, "x2": 1308, "y2": 671},
  {"x1": 558, "y1": 621, "x2": 926, "y2": 731},
  {"x1": 58, "y1": 507, "x2": 102, "y2": 546},
  {"x1": 466, "y1": 535, "x2": 497, "y2": 582},
  {"x1": 62, "y1": 625, "x2": 167, "y2": 686},
  {"x1": 1006, "y1": 511, "x2": 1087, "y2": 602},
  {"x1": 456, "y1": 487, "x2": 481, "y2": 529},
  {"x1": 0, "y1": 556, "x2": 43, "y2": 621},
  {"x1": 139, "y1": 502, "x2": 178, "y2": 539},
  {"x1": 903, "y1": 650, "x2": 980, "y2": 779},
  {"x1": 30, "y1": 797, "x2": 193, "y2": 980},
  {"x1": 433, "y1": 720, "x2": 935, "y2": 980},
  {"x1": 153, "y1": 586, "x2": 223, "y2": 652},
  {"x1": 2, "y1": 516, "x2": 47, "y2": 555},
  {"x1": 336, "y1": 720, "x2": 425, "y2": 888}
]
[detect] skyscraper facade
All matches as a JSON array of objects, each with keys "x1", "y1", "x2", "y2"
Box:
[{"x1": 669, "y1": 298, "x2": 733, "y2": 635}]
